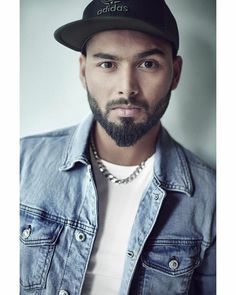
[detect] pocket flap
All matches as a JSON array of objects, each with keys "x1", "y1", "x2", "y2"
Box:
[
  {"x1": 20, "y1": 209, "x2": 63, "y2": 246},
  {"x1": 142, "y1": 240, "x2": 201, "y2": 276}
]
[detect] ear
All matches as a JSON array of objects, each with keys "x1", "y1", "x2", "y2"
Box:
[
  {"x1": 79, "y1": 54, "x2": 87, "y2": 89},
  {"x1": 171, "y1": 56, "x2": 183, "y2": 90}
]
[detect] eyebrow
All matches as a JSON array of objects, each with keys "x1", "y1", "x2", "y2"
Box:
[
  {"x1": 93, "y1": 53, "x2": 120, "y2": 60},
  {"x1": 135, "y1": 48, "x2": 165, "y2": 59},
  {"x1": 92, "y1": 48, "x2": 165, "y2": 61}
]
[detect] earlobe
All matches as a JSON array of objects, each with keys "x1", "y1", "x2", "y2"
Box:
[
  {"x1": 79, "y1": 54, "x2": 86, "y2": 89},
  {"x1": 171, "y1": 56, "x2": 183, "y2": 90}
]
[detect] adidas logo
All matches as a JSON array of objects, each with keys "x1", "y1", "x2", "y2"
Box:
[{"x1": 97, "y1": 0, "x2": 129, "y2": 15}]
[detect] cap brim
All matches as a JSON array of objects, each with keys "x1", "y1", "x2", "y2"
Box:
[{"x1": 54, "y1": 17, "x2": 177, "y2": 52}]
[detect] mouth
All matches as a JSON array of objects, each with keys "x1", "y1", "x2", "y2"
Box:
[{"x1": 110, "y1": 104, "x2": 143, "y2": 117}]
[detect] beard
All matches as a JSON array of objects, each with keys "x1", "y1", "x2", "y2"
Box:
[{"x1": 87, "y1": 89, "x2": 171, "y2": 147}]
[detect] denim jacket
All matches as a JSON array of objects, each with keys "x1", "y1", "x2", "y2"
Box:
[{"x1": 20, "y1": 114, "x2": 216, "y2": 295}]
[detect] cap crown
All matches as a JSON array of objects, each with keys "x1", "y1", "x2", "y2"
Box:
[{"x1": 54, "y1": 0, "x2": 179, "y2": 54}]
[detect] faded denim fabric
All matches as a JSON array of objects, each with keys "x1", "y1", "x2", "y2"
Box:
[{"x1": 20, "y1": 114, "x2": 216, "y2": 295}]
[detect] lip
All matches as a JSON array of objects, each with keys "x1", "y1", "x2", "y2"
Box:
[
  {"x1": 111, "y1": 104, "x2": 142, "y2": 110},
  {"x1": 111, "y1": 104, "x2": 142, "y2": 117}
]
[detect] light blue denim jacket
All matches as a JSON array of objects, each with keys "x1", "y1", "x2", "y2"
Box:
[{"x1": 20, "y1": 114, "x2": 216, "y2": 295}]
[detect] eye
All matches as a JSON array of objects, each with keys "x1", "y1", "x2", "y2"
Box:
[
  {"x1": 99, "y1": 61, "x2": 116, "y2": 69},
  {"x1": 139, "y1": 60, "x2": 159, "y2": 69}
]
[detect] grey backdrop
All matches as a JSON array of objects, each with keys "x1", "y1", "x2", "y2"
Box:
[{"x1": 20, "y1": 0, "x2": 216, "y2": 168}]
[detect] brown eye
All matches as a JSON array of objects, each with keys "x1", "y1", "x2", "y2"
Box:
[
  {"x1": 100, "y1": 62, "x2": 114, "y2": 69},
  {"x1": 144, "y1": 61, "x2": 154, "y2": 68},
  {"x1": 139, "y1": 60, "x2": 159, "y2": 69}
]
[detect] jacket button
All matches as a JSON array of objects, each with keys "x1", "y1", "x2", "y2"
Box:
[
  {"x1": 22, "y1": 226, "x2": 31, "y2": 239},
  {"x1": 127, "y1": 250, "x2": 134, "y2": 258},
  {"x1": 168, "y1": 258, "x2": 179, "y2": 270},
  {"x1": 75, "y1": 230, "x2": 86, "y2": 242},
  {"x1": 59, "y1": 290, "x2": 69, "y2": 295},
  {"x1": 154, "y1": 195, "x2": 159, "y2": 200}
]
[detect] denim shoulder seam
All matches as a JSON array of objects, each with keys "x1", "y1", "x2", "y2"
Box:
[
  {"x1": 20, "y1": 125, "x2": 77, "y2": 141},
  {"x1": 181, "y1": 148, "x2": 215, "y2": 174},
  {"x1": 188, "y1": 158, "x2": 215, "y2": 174}
]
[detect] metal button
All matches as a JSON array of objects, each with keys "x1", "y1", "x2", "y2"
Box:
[
  {"x1": 168, "y1": 258, "x2": 179, "y2": 271},
  {"x1": 127, "y1": 251, "x2": 134, "y2": 258},
  {"x1": 154, "y1": 195, "x2": 159, "y2": 200},
  {"x1": 75, "y1": 230, "x2": 86, "y2": 242},
  {"x1": 22, "y1": 226, "x2": 31, "y2": 239},
  {"x1": 59, "y1": 290, "x2": 69, "y2": 295}
]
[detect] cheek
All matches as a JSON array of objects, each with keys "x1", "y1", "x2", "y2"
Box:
[
  {"x1": 140, "y1": 73, "x2": 173, "y2": 102},
  {"x1": 85, "y1": 68, "x2": 112, "y2": 99}
]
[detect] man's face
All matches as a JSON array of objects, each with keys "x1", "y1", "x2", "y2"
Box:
[{"x1": 80, "y1": 30, "x2": 182, "y2": 146}]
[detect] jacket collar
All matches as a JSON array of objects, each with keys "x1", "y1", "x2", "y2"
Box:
[
  {"x1": 59, "y1": 113, "x2": 94, "y2": 171},
  {"x1": 153, "y1": 127, "x2": 193, "y2": 197},
  {"x1": 60, "y1": 114, "x2": 193, "y2": 197}
]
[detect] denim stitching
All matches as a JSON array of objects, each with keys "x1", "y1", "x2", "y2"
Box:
[
  {"x1": 20, "y1": 245, "x2": 52, "y2": 289},
  {"x1": 20, "y1": 204, "x2": 96, "y2": 233},
  {"x1": 58, "y1": 227, "x2": 75, "y2": 292}
]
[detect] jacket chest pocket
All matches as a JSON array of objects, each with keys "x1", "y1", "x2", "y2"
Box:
[
  {"x1": 20, "y1": 209, "x2": 63, "y2": 291},
  {"x1": 140, "y1": 240, "x2": 201, "y2": 295}
]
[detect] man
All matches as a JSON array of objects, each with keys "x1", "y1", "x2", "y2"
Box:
[{"x1": 20, "y1": 0, "x2": 216, "y2": 294}]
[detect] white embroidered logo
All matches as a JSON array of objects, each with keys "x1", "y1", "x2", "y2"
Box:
[
  {"x1": 97, "y1": 0, "x2": 128, "y2": 15},
  {"x1": 101, "y1": 0, "x2": 121, "y2": 5}
]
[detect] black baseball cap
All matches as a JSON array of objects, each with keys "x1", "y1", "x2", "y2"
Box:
[{"x1": 54, "y1": 0, "x2": 179, "y2": 55}]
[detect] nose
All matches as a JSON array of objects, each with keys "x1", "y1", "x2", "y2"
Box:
[{"x1": 117, "y1": 67, "x2": 139, "y2": 98}]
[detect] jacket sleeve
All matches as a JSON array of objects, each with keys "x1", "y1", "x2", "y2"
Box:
[{"x1": 188, "y1": 239, "x2": 216, "y2": 295}]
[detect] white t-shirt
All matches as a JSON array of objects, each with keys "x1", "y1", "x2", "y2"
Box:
[{"x1": 82, "y1": 151, "x2": 155, "y2": 294}]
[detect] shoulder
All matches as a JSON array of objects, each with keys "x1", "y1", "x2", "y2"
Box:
[
  {"x1": 180, "y1": 144, "x2": 215, "y2": 179},
  {"x1": 20, "y1": 125, "x2": 77, "y2": 168},
  {"x1": 21, "y1": 125, "x2": 77, "y2": 149},
  {"x1": 161, "y1": 127, "x2": 215, "y2": 195},
  {"x1": 21, "y1": 125, "x2": 77, "y2": 143},
  {"x1": 161, "y1": 127, "x2": 215, "y2": 180},
  {"x1": 176, "y1": 142, "x2": 216, "y2": 195}
]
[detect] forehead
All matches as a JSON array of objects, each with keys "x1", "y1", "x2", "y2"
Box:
[{"x1": 85, "y1": 30, "x2": 172, "y2": 56}]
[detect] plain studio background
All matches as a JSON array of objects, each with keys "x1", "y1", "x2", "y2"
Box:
[{"x1": 20, "y1": 0, "x2": 216, "y2": 168}]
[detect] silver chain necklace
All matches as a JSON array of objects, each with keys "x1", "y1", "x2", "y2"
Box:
[{"x1": 90, "y1": 138, "x2": 146, "y2": 184}]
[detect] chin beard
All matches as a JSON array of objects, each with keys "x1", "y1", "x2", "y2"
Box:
[{"x1": 87, "y1": 90, "x2": 171, "y2": 147}]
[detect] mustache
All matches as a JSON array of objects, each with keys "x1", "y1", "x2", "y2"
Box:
[{"x1": 106, "y1": 98, "x2": 149, "y2": 112}]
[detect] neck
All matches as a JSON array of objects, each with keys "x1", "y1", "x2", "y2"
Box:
[{"x1": 92, "y1": 122, "x2": 161, "y2": 166}]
